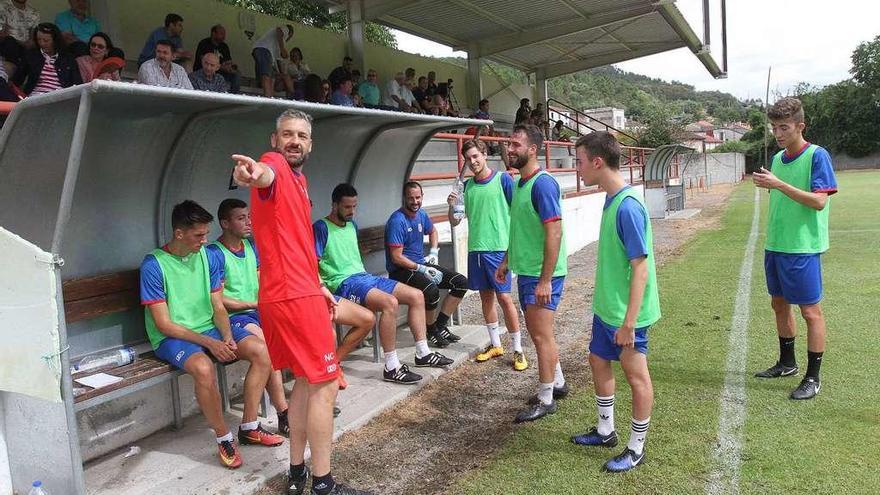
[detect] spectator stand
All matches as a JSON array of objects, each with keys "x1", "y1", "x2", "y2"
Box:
[{"x1": 0, "y1": 81, "x2": 484, "y2": 495}]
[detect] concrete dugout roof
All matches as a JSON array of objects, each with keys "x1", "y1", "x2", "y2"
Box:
[
  {"x1": 322, "y1": 0, "x2": 725, "y2": 79},
  {"x1": 0, "y1": 81, "x2": 484, "y2": 278}
]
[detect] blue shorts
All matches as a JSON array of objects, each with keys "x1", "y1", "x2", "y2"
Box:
[
  {"x1": 468, "y1": 251, "x2": 511, "y2": 293},
  {"x1": 251, "y1": 47, "x2": 275, "y2": 79},
  {"x1": 334, "y1": 272, "x2": 397, "y2": 305},
  {"x1": 589, "y1": 314, "x2": 649, "y2": 361},
  {"x1": 517, "y1": 275, "x2": 565, "y2": 311},
  {"x1": 155, "y1": 326, "x2": 253, "y2": 369},
  {"x1": 230, "y1": 310, "x2": 260, "y2": 330},
  {"x1": 764, "y1": 251, "x2": 823, "y2": 305}
]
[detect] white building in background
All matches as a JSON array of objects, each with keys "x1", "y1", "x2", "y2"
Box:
[
  {"x1": 583, "y1": 107, "x2": 626, "y2": 130},
  {"x1": 548, "y1": 106, "x2": 627, "y2": 136}
]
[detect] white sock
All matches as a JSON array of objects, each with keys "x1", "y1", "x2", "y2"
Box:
[
  {"x1": 414, "y1": 340, "x2": 430, "y2": 359},
  {"x1": 554, "y1": 362, "x2": 566, "y2": 388},
  {"x1": 384, "y1": 350, "x2": 401, "y2": 371},
  {"x1": 537, "y1": 382, "x2": 554, "y2": 405},
  {"x1": 627, "y1": 417, "x2": 650, "y2": 455},
  {"x1": 596, "y1": 395, "x2": 615, "y2": 435},
  {"x1": 240, "y1": 420, "x2": 259, "y2": 431},
  {"x1": 487, "y1": 321, "x2": 501, "y2": 348},
  {"x1": 216, "y1": 432, "x2": 234, "y2": 444},
  {"x1": 510, "y1": 331, "x2": 523, "y2": 353}
]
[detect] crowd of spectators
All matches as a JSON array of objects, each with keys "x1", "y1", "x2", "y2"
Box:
[{"x1": 0, "y1": 1, "x2": 470, "y2": 121}]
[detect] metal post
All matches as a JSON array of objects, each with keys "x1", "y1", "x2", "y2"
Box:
[
  {"x1": 51, "y1": 91, "x2": 92, "y2": 254},
  {"x1": 55, "y1": 271, "x2": 86, "y2": 495},
  {"x1": 544, "y1": 142, "x2": 551, "y2": 170},
  {"x1": 170, "y1": 376, "x2": 183, "y2": 430}
]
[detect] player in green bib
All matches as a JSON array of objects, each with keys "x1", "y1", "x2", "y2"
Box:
[
  {"x1": 495, "y1": 124, "x2": 569, "y2": 424},
  {"x1": 752, "y1": 97, "x2": 838, "y2": 400},
  {"x1": 314, "y1": 183, "x2": 453, "y2": 385},
  {"x1": 447, "y1": 138, "x2": 528, "y2": 372},
  {"x1": 139, "y1": 200, "x2": 282, "y2": 470},
  {"x1": 209, "y1": 198, "x2": 292, "y2": 434},
  {"x1": 569, "y1": 132, "x2": 660, "y2": 473}
]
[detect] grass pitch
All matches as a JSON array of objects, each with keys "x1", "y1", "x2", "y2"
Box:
[{"x1": 456, "y1": 171, "x2": 880, "y2": 495}]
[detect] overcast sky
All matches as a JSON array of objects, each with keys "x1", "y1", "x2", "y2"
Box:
[{"x1": 393, "y1": 0, "x2": 879, "y2": 103}]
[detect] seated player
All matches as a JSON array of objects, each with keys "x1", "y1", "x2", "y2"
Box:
[
  {"x1": 384, "y1": 181, "x2": 469, "y2": 347},
  {"x1": 315, "y1": 184, "x2": 453, "y2": 384},
  {"x1": 140, "y1": 200, "x2": 282, "y2": 469},
  {"x1": 207, "y1": 198, "x2": 292, "y2": 434}
]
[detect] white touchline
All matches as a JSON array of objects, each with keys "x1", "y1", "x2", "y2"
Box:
[{"x1": 706, "y1": 187, "x2": 760, "y2": 495}]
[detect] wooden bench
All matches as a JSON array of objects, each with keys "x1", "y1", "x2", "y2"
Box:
[{"x1": 63, "y1": 270, "x2": 269, "y2": 429}]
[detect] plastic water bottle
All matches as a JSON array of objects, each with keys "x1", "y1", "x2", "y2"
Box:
[
  {"x1": 28, "y1": 480, "x2": 49, "y2": 494},
  {"x1": 451, "y1": 178, "x2": 465, "y2": 221},
  {"x1": 71, "y1": 347, "x2": 136, "y2": 375}
]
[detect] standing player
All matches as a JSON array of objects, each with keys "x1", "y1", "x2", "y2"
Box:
[
  {"x1": 207, "y1": 198, "x2": 291, "y2": 434},
  {"x1": 495, "y1": 124, "x2": 569, "y2": 423},
  {"x1": 385, "y1": 181, "x2": 469, "y2": 347},
  {"x1": 447, "y1": 139, "x2": 528, "y2": 371},
  {"x1": 569, "y1": 132, "x2": 660, "y2": 473},
  {"x1": 752, "y1": 97, "x2": 837, "y2": 400},
  {"x1": 315, "y1": 183, "x2": 453, "y2": 383},
  {"x1": 231, "y1": 109, "x2": 371, "y2": 495},
  {"x1": 140, "y1": 200, "x2": 283, "y2": 469}
]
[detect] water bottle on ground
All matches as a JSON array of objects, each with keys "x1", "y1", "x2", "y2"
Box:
[
  {"x1": 452, "y1": 178, "x2": 465, "y2": 220},
  {"x1": 28, "y1": 480, "x2": 49, "y2": 494},
  {"x1": 71, "y1": 347, "x2": 137, "y2": 375}
]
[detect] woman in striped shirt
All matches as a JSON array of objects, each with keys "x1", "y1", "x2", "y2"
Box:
[{"x1": 13, "y1": 23, "x2": 82, "y2": 96}]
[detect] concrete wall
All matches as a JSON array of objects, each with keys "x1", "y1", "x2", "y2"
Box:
[
  {"x1": 680, "y1": 152, "x2": 745, "y2": 187},
  {"x1": 830, "y1": 149, "x2": 880, "y2": 171}
]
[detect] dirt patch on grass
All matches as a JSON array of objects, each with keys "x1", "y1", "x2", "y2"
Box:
[{"x1": 255, "y1": 184, "x2": 737, "y2": 495}]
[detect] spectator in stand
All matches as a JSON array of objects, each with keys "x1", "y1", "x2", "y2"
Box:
[
  {"x1": 514, "y1": 98, "x2": 531, "y2": 125},
  {"x1": 327, "y1": 55, "x2": 352, "y2": 90},
  {"x1": 13, "y1": 22, "x2": 80, "y2": 96},
  {"x1": 383, "y1": 71, "x2": 404, "y2": 109},
  {"x1": 329, "y1": 75, "x2": 354, "y2": 107},
  {"x1": 357, "y1": 68, "x2": 380, "y2": 107},
  {"x1": 0, "y1": 55, "x2": 19, "y2": 100},
  {"x1": 189, "y1": 52, "x2": 229, "y2": 93},
  {"x1": 320, "y1": 79, "x2": 331, "y2": 103},
  {"x1": 194, "y1": 24, "x2": 240, "y2": 94},
  {"x1": 251, "y1": 24, "x2": 293, "y2": 98},
  {"x1": 0, "y1": 0, "x2": 40, "y2": 78},
  {"x1": 401, "y1": 78, "x2": 423, "y2": 114},
  {"x1": 551, "y1": 120, "x2": 571, "y2": 142},
  {"x1": 473, "y1": 98, "x2": 491, "y2": 120},
  {"x1": 138, "y1": 14, "x2": 193, "y2": 70},
  {"x1": 54, "y1": 0, "x2": 99, "y2": 58},
  {"x1": 76, "y1": 32, "x2": 122, "y2": 82},
  {"x1": 138, "y1": 39, "x2": 192, "y2": 90},
  {"x1": 412, "y1": 75, "x2": 436, "y2": 114},
  {"x1": 426, "y1": 70, "x2": 438, "y2": 96},
  {"x1": 284, "y1": 47, "x2": 309, "y2": 81},
  {"x1": 301, "y1": 73, "x2": 322, "y2": 103}
]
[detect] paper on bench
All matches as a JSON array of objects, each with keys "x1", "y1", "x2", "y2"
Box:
[{"x1": 75, "y1": 373, "x2": 124, "y2": 389}]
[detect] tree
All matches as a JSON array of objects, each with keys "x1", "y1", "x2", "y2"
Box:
[
  {"x1": 222, "y1": 0, "x2": 397, "y2": 48},
  {"x1": 850, "y1": 34, "x2": 880, "y2": 89},
  {"x1": 635, "y1": 104, "x2": 686, "y2": 148}
]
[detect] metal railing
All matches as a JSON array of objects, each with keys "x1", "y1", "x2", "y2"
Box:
[
  {"x1": 412, "y1": 132, "x2": 651, "y2": 195},
  {"x1": 547, "y1": 98, "x2": 639, "y2": 145}
]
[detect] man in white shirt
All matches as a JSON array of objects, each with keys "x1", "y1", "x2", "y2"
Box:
[
  {"x1": 0, "y1": 0, "x2": 40, "y2": 76},
  {"x1": 138, "y1": 40, "x2": 193, "y2": 90},
  {"x1": 251, "y1": 24, "x2": 293, "y2": 97},
  {"x1": 383, "y1": 71, "x2": 419, "y2": 113}
]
